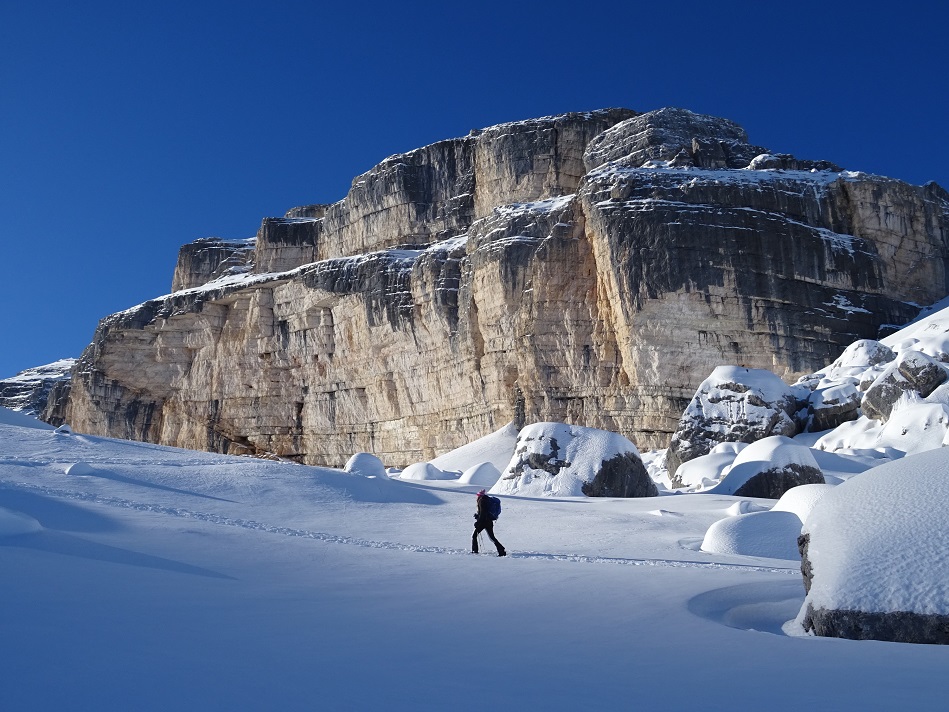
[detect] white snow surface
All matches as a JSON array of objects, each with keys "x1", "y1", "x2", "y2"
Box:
[
  {"x1": 801, "y1": 448, "x2": 949, "y2": 616},
  {"x1": 2, "y1": 411, "x2": 948, "y2": 709}
]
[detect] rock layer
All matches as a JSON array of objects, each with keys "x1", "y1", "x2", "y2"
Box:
[{"x1": 66, "y1": 108, "x2": 949, "y2": 466}]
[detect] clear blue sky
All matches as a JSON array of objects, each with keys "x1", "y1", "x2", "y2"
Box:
[{"x1": 2, "y1": 0, "x2": 947, "y2": 379}]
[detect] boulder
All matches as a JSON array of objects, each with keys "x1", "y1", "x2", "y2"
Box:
[
  {"x1": 344, "y1": 452, "x2": 387, "y2": 477},
  {"x1": 862, "y1": 351, "x2": 948, "y2": 422},
  {"x1": 667, "y1": 367, "x2": 801, "y2": 480},
  {"x1": 492, "y1": 422, "x2": 657, "y2": 498},
  {"x1": 708, "y1": 436, "x2": 825, "y2": 499},
  {"x1": 796, "y1": 448, "x2": 949, "y2": 644}
]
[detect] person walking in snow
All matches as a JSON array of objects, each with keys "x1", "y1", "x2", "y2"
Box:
[{"x1": 472, "y1": 489, "x2": 506, "y2": 556}]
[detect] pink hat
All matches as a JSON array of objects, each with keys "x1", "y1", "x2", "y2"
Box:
[{"x1": 477, "y1": 489, "x2": 486, "y2": 497}]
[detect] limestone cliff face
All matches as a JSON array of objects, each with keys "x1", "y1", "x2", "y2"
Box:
[{"x1": 67, "y1": 108, "x2": 949, "y2": 466}]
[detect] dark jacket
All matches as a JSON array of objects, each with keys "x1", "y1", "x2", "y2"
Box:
[{"x1": 475, "y1": 495, "x2": 493, "y2": 525}]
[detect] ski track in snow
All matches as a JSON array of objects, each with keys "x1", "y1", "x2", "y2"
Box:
[{"x1": 0, "y1": 479, "x2": 797, "y2": 575}]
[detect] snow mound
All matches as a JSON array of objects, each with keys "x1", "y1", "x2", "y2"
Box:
[
  {"x1": 344, "y1": 453, "x2": 387, "y2": 478},
  {"x1": 701, "y1": 510, "x2": 803, "y2": 560},
  {"x1": 0, "y1": 506, "x2": 43, "y2": 537},
  {"x1": 458, "y1": 462, "x2": 502, "y2": 487},
  {"x1": 771, "y1": 483, "x2": 835, "y2": 522},
  {"x1": 65, "y1": 461, "x2": 95, "y2": 476},
  {"x1": 725, "y1": 500, "x2": 769, "y2": 516},
  {"x1": 399, "y1": 462, "x2": 456, "y2": 481},
  {"x1": 876, "y1": 402, "x2": 949, "y2": 455}
]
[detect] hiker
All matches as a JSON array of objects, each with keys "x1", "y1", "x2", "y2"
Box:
[{"x1": 472, "y1": 489, "x2": 506, "y2": 556}]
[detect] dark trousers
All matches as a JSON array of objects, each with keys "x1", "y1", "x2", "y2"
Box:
[{"x1": 472, "y1": 520, "x2": 505, "y2": 554}]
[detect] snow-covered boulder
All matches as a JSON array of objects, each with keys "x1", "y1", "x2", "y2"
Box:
[
  {"x1": 804, "y1": 382, "x2": 862, "y2": 433},
  {"x1": 708, "y1": 436, "x2": 824, "y2": 499},
  {"x1": 667, "y1": 366, "x2": 800, "y2": 479},
  {"x1": 875, "y1": 402, "x2": 949, "y2": 456},
  {"x1": 701, "y1": 510, "x2": 803, "y2": 560},
  {"x1": 458, "y1": 462, "x2": 502, "y2": 487},
  {"x1": 797, "y1": 448, "x2": 949, "y2": 644},
  {"x1": 770, "y1": 483, "x2": 834, "y2": 522},
  {"x1": 398, "y1": 462, "x2": 456, "y2": 481},
  {"x1": 344, "y1": 453, "x2": 387, "y2": 478},
  {"x1": 671, "y1": 442, "x2": 746, "y2": 491},
  {"x1": 862, "y1": 351, "x2": 948, "y2": 422},
  {"x1": 492, "y1": 422, "x2": 657, "y2": 498},
  {"x1": 65, "y1": 461, "x2": 94, "y2": 476}
]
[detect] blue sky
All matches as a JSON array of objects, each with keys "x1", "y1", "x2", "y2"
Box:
[{"x1": 2, "y1": 0, "x2": 947, "y2": 379}]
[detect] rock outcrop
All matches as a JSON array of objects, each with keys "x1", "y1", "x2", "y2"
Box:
[
  {"x1": 65, "y1": 108, "x2": 949, "y2": 466},
  {"x1": 0, "y1": 359, "x2": 75, "y2": 425}
]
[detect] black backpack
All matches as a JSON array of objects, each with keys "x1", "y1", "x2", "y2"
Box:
[{"x1": 486, "y1": 496, "x2": 501, "y2": 521}]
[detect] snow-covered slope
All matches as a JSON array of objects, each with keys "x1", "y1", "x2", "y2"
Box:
[{"x1": 2, "y1": 412, "x2": 948, "y2": 710}]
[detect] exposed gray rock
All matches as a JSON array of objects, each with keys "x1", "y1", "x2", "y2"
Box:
[
  {"x1": 862, "y1": 351, "x2": 949, "y2": 422},
  {"x1": 254, "y1": 217, "x2": 323, "y2": 273},
  {"x1": 581, "y1": 452, "x2": 657, "y2": 498},
  {"x1": 733, "y1": 462, "x2": 825, "y2": 499},
  {"x1": 804, "y1": 382, "x2": 862, "y2": 432}
]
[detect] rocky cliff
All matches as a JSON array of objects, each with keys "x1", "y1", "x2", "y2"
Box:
[
  {"x1": 0, "y1": 359, "x2": 75, "y2": 425},
  {"x1": 66, "y1": 108, "x2": 949, "y2": 466}
]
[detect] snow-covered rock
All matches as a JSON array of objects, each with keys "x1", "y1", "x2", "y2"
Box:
[
  {"x1": 398, "y1": 462, "x2": 456, "y2": 481},
  {"x1": 667, "y1": 367, "x2": 801, "y2": 481},
  {"x1": 458, "y1": 462, "x2": 502, "y2": 487},
  {"x1": 708, "y1": 436, "x2": 824, "y2": 499},
  {"x1": 64, "y1": 461, "x2": 95, "y2": 476},
  {"x1": 770, "y1": 483, "x2": 835, "y2": 522},
  {"x1": 862, "y1": 351, "x2": 948, "y2": 422},
  {"x1": 0, "y1": 359, "x2": 74, "y2": 424},
  {"x1": 344, "y1": 453, "x2": 387, "y2": 478},
  {"x1": 701, "y1": 510, "x2": 803, "y2": 560},
  {"x1": 492, "y1": 422, "x2": 657, "y2": 498},
  {"x1": 671, "y1": 441, "x2": 747, "y2": 491},
  {"x1": 796, "y1": 448, "x2": 949, "y2": 644}
]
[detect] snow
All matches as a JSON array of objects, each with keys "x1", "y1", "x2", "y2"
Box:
[
  {"x1": 799, "y1": 448, "x2": 949, "y2": 617},
  {"x1": 3, "y1": 410, "x2": 949, "y2": 709},
  {"x1": 429, "y1": 421, "x2": 517, "y2": 475}
]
